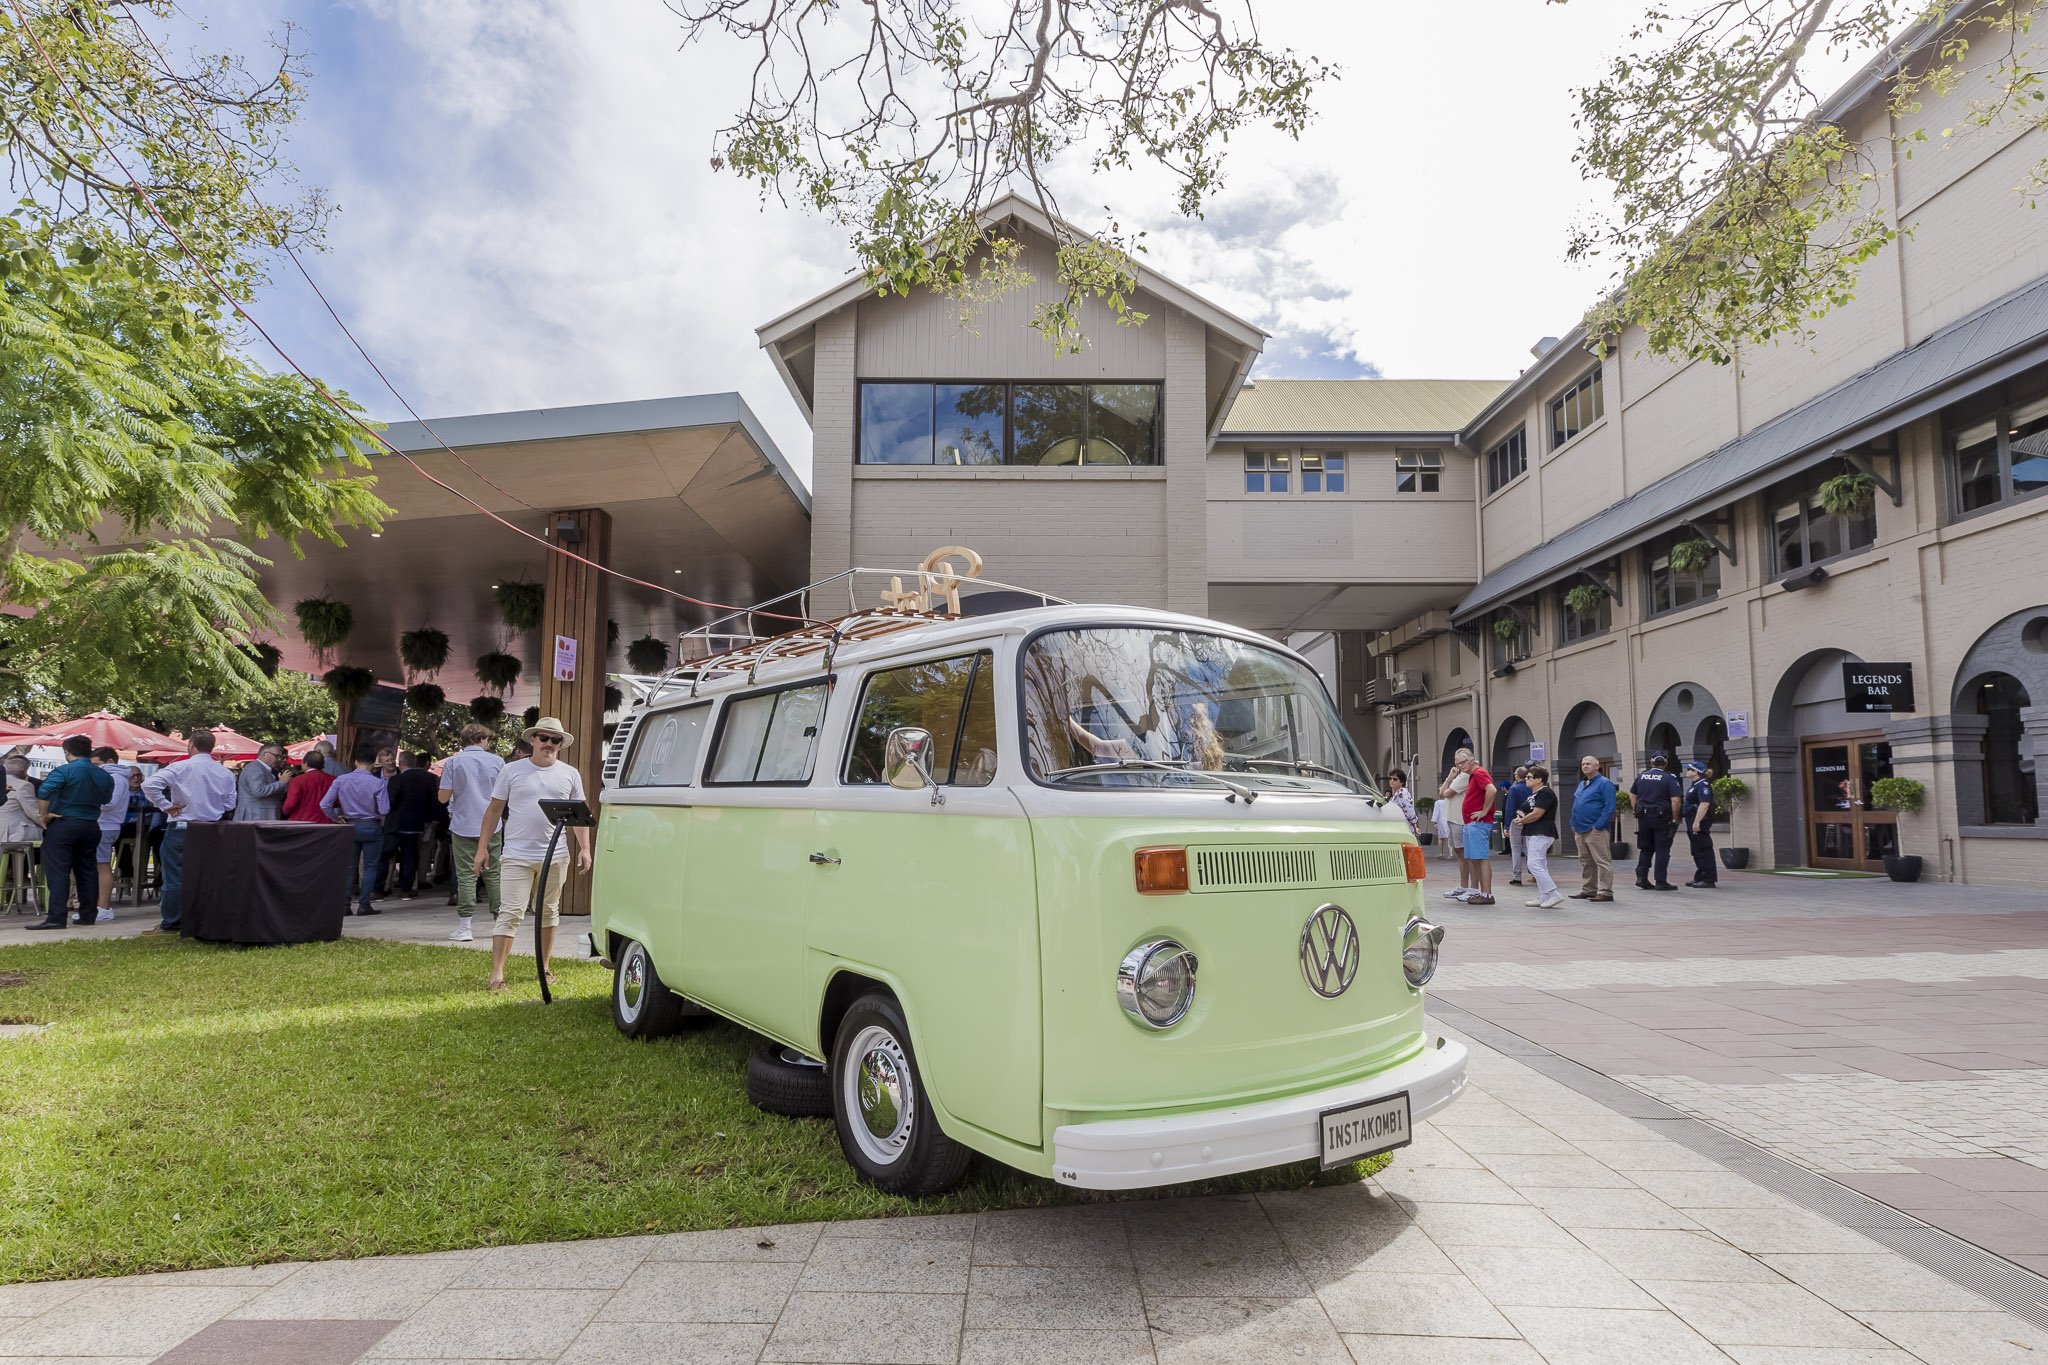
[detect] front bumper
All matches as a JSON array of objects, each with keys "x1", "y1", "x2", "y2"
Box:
[{"x1": 1050, "y1": 1035, "x2": 1468, "y2": 1190}]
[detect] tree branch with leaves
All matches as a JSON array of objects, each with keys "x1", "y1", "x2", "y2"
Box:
[{"x1": 678, "y1": 0, "x2": 1332, "y2": 350}]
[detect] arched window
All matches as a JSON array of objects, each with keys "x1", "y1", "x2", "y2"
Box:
[{"x1": 1971, "y1": 672, "x2": 2037, "y2": 825}]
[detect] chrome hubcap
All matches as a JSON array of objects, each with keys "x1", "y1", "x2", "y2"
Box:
[
  {"x1": 620, "y1": 951, "x2": 644, "y2": 1015},
  {"x1": 844, "y1": 1024, "x2": 913, "y2": 1162}
]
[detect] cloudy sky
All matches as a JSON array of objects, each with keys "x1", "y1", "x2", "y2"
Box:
[{"x1": 186, "y1": 0, "x2": 1668, "y2": 483}]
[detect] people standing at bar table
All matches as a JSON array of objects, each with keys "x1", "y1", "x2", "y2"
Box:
[
  {"x1": 379, "y1": 751, "x2": 439, "y2": 901},
  {"x1": 24, "y1": 736, "x2": 114, "y2": 930},
  {"x1": 90, "y1": 748, "x2": 130, "y2": 923},
  {"x1": 1512, "y1": 764, "x2": 1564, "y2": 908},
  {"x1": 1501, "y1": 765, "x2": 1532, "y2": 887},
  {"x1": 141, "y1": 731, "x2": 238, "y2": 934},
  {"x1": 321, "y1": 746, "x2": 390, "y2": 916},
  {"x1": 476, "y1": 717, "x2": 589, "y2": 992},
  {"x1": 1569, "y1": 755, "x2": 1618, "y2": 902},
  {"x1": 438, "y1": 724, "x2": 504, "y2": 942},
  {"x1": 234, "y1": 743, "x2": 289, "y2": 822},
  {"x1": 1630, "y1": 752, "x2": 1685, "y2": 891},
  {"x1": 1683, "y1": 759, "x2": 1718, "y2": 888},
  {"x1": 282, "y1": 752, "x2": 335, "y2": 822}
]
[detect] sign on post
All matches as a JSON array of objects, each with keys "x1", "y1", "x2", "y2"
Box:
[
  {"x1": 1529, "y1": 741, "x2": 1546, "y2": 763},
  {"x1": 1843, "y1": 662, "x2": 1915, "y2": 713},
  {"x1": 1727, "y1": 711, "x2": 1749, "y2": 740},
  {"x1": 553, "y1": 635, "x2": 578, "y2": 683}
]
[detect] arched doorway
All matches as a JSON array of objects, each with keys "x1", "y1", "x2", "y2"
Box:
[
  {"x1": 1493, "y1": 715, "x2": 1534, "y2": 777},
  {"x1": 1557, "y1": 701, "x2": 1619, "y2": 855},
  {"x1": 1646, "y1": 681, "x2": 1727, "y2": 774},
  {"x1": 1694, "y1": 714, "x2": 1729, "y2": 780},
  {"x1": 1964, "y1": 673, "x2": 2037, "y2": 825},
  {"x1": 1648, "y1": 721, "x2": 1681, "y2": 765},
  {"x1": 1768, "y1": 648, "x2": 1895, "y2": 871},
  {"x1": 1440, "y1": 726, "x2": 1473, "y2": 784},
  {"x1": 1951, "y1": 607, "x2": 2047, "y2": 830}
]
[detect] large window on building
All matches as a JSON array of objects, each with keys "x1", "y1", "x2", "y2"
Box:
[
  {"x1": 1767, "y1": 460, "x2": 1876, "y2": 578},
  {"x1": 1396, "y1": 449, "x2": 1442, "y2": 493},
  {"x1": 1489, "y1": 601, "x2": 1535, "y2": 668},
  {"x1": 1485, "y1": 428, "x2": 1527, "y2": 494},
  {"x1": 857, "y1": 381, "x2": 1160, "y2": 466},
  {"x1": 1644, "y1": 528, "x2": 1722, "y2": 616},
  {"x1": 1558, "y1": 584, "x2": 1611, "y2": 644},
  {"x1": 1301, "y1": 452, "x2": 1345, "y2": 492},
  {"x1": 1549, "y1": 368, "x2": 1603, "y2": 449},
  {"x1": 1950, "y1": 393, "x2": 2048, "y2": 515},
  {"x1": 1244, "y1": 451, "x2": 1289, "y2": 492},
  {"x1": 1970, "y1": 672, "x2": 2038, "y2": 826}
]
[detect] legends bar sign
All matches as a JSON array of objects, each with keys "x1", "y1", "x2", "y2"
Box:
[{"x1": 1843, "y1": 662, "x2": 1915, "y2": 714}]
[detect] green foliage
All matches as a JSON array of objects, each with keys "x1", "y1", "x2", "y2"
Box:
[
  {"x1": 404, "y1": 682, "x2": 446, "y2": 714},
  {"x1": 468, "y1": 695, "x2": 506, "y2": 726},
  {"x1": 1615, "y1": 789, "x2": 1634, "y2": 815},
  {"x1": 1491, "y1": 616, "x2": 1521, "y2": 643},
  {"x1": 1710, "y1": 775, "x2": 1749, "y2": 817},
  {"x1": 1817, "y1": 471, "x2": 1877, "y2": 518},
  {"x1": 1869, "y1": 776, "x2": 1925, "y2": 815},
  {"x1": 398, "y1": 628, "x2": 451, "y2": 677},
  {"x1": 402, "y1": 699, "x2": 491, "y2": 759},
  {"x1": 688, "y1": 0, "x2": 1332, "y2": 352},
  {"x1": 1669, "y1": 538, "x2": 1716, "y2": 575},
  {"x1": 474, "y1": 652, "x2": 523, "y2": 692},
  {"x1": 121, "y1": 669, "x2": 334, "y2": 745},
  {"x1": 322, "y1": 665, "x2": 374, "y2": 705},
  {"x1": 626, "y1": 635, "x2": 670, "y2": 676},
  {"x1": 294, "y1": 597, "x2": 354, "y2": 657},
  {"x1": 1564, "y1": 584, "x2": 1608, "y2": 617},
  {"x1": 494, "y1": 581, "x2": 544, "y2": 633}
]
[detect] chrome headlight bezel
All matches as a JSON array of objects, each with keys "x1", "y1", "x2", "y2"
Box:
[
  {"x1": 1116, "y1": 938, "x2": 1199, "y2": 1029},
  {"x1": 1402, "y1": 916, "x2": 1445, "y2": 989}
]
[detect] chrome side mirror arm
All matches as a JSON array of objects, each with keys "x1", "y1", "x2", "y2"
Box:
[{"x1": 884, "y1": 727, "x2": 946, "y2": 807}]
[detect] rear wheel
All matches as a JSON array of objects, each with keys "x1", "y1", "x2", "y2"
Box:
[
  {"x1": 610, "y1": 938, "x2": 697, "y2": 1039},
  {"x1": 829, "y1": 992, "x2": 971, "y2": 1195},
  {"x1": 746, "y1": 1045, "x2": 834, "y2": 1116}
]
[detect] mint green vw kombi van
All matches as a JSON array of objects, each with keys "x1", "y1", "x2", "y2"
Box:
[{"x1": 591, "y1": 600, "x2": 1466, "y2": 1194}]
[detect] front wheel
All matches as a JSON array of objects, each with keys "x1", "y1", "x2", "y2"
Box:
[
  {"x1": 830, "y1": 992, "x2": 971, "y2": 1195},
  {"x1": 611, "y1": 938, "x2": 695, "y2": 1039}
]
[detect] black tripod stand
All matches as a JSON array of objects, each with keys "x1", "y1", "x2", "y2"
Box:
[{"x1": 531, "y1": 798, "x2": 595, "y2": 1004}]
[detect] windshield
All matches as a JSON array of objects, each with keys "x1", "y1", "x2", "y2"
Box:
[{"x1": 1022, "y1": 628, "x2": 1377, "y2": 795}]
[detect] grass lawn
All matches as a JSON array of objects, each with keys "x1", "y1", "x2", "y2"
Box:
[{"x1": 0, "y1": 936, "x2": 1382, "y2": 1283}]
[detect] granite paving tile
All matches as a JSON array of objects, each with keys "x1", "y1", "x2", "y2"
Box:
[
  {"x1": 447, "y1": 1236, "x2": 656, "y2": 1289},
  {"x1": 1310, "y1": 1269, "x2": 1517, "y2": 1338},
  {"x1": 1472, "y1": 1153, "x2": 1640, "y2": 1189},
  {"x1": 761, "y1": 1290, "x2": 964, "y2": 1365},
  {"x1": 972, "y1": 1207, "x2": 1130, "y2": 1268},
  {"x1": 1570, "y1": 1227, "x2": 1788, "y2": 1284},
  {"x1": 1756, "y1": 1253, "x2": 2001, "y2": 1312},
  {"x1": 597, "y1": 1260, "x2": 805, "y2": 1323},
  {"x1": 1499, "y1": 1304, "x2": 1731, "y2": 1365},
  {"x1": 0, "y1": 1285, "x2": 257, "y2": 1358},
  {"x1": 1400, "y1": 1201, "x2": 1581, "y2": 1250},
  {"x1": 1337, "y1": 1336, "x2": 1546, "y2": 1364},
  {"x1": 1442, "y1": 1244, "x2": 1657, "y2": 1309},
  {"x1": 226, "y1": 1257, "x2": 464, "y2": 1320},
  {"x1": 651, "y1": 1223, "x2": 824, "y2": 1262},
  {"x1": 0, "y1": 1283, "x2": 89, "y2": 1318},
  {"x1": 966, "y1": 1265, "x2": 1144, "y2": 1331},
  {"x1": 1639, "y1": 1279, "x2": 1889, "y2": 1348},
  {"x1": 554, "y1": 1321, "x2": 772, "y2": 1365},
  {"x1": 363, "y1": 1289, "x2": 608, "y2": 1359},
  {"x1": 1142, "y1": 1295, "x2": 1350, "y2": 1365},
  {"x1": 797, "y1": 1236, "x2": 970, "y2": 1294},
  {"x1": 820, "y1": 1213, "x2": 977, "y2": 1241},
  {"x1": 1854, "y1": 1310, "x2": 2045, "y2": 1363},
  {"x1": 1685, "y1": 1208, "x2": 1884, "y2": 1255},
  {"x1": 1526, "y1": 1186, "x2": 1704, "y2": 1231},
  {"x1": 958, "y1": 1327, "x2": 1156, "y2": 1364}
]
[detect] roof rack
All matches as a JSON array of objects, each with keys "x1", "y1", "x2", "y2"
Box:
[{"x1": 644, "y1": 548, "x2": 1070, "y2": 705}]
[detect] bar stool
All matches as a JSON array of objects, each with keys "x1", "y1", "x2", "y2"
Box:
[{"x1": 1, "y1": 842, "x2": 41, "y2": 915}]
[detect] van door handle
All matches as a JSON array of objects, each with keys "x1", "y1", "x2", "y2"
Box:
[{"x1": 809, "y1": 852, "x2": 840, "y2": 865}]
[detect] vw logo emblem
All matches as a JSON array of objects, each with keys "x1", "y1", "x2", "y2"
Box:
[{"x1": 1300, "y1": 904, "x2": 1361, "y2": 998}]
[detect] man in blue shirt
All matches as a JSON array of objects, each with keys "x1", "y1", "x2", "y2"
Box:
[
  {"x1": 1502, "y1": 766, "x2": 1533, "y2": 886},
  {"x1": 321, "y1": 746, "x2": 391, "y2": 915},
  {"x1": 25, "y1": 735, "x2": 116, "y2": 930},
  {"x1": 1568, "y1": 754, "x2": 1618, "y2": 903}
]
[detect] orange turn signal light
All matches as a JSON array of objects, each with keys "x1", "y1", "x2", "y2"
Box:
[
  {"x1": 1402, "y1": 843, "x2": 1428, "y2": 883},
  {"x1": 1134, "y1": 847, "x2": 1190, "y2": 894}
]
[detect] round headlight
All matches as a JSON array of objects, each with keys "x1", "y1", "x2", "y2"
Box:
[
  {"x1": 1117, "y1": 939, "x2": 1199, "y2": 1029},
  {"x1": 1402, "y1": 917, "x2": 1444, "y2": 988}
]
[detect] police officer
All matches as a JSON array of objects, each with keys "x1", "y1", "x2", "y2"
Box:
[
  {"x1": 1683, "y1": 759, "x2": 1718, "y2": 888},
  {"x1": 1630, "y1": 752, "x2": 1684, "y2": 891}
]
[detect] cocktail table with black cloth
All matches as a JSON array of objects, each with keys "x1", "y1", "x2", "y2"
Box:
[{"x1": 178, "y1": 821, "x2": 354, "y2": 945}]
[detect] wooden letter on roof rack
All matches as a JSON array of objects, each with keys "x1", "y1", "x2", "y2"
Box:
[{"x1": 878, "y1": 545, "x2": 985, "y2": 613}]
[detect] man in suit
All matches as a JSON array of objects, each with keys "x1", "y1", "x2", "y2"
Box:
[{"x1": 1630, "y1": 753, "x2": 1684, "y2": 891}]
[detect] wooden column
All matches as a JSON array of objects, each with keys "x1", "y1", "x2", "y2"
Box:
[{"x1": 538, "y1": 508, "x2": 612, "y2": 916}]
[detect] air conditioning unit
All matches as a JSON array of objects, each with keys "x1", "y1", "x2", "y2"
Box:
[{"x1": 1388, "y1": 670, "x2": 1427, "y2": 703}]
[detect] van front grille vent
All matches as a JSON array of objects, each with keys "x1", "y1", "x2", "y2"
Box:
[
  {"x1": 1328, "y1": 847, "x2": 1405, "y2": 883},
  {"x1": 1191, "y1": 847, "x2": 1319, "y2": 892},
  {"x1": 602, "y1": 713, "x2": 638, "y2": 784}
]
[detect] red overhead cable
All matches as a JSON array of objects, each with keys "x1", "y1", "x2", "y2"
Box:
[{"x1": 7, "y1": 1, "x2": 818, "y2": 627}]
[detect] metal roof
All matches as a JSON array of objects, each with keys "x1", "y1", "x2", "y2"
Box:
[
  {"x1": 1221, "y1": 378, "x2": 1511, "y2": 437},
  {"x1": 1454, "y1": 271, "x2": 2048, "y2": 621}
]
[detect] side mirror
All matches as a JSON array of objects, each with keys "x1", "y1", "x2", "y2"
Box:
[{"x1": 884, "y1": 727, "x2": 945, "y2": 806}]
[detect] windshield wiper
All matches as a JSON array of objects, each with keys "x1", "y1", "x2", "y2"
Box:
[
  {"x1": 1040, "y1": 759, "x2": 1259, "y2": 804},
  {"x1": 1230, "y1": 758, "x2": 1379, "y2": 797}
]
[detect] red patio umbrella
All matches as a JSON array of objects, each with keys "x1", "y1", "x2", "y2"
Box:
[
  {"x1": 31, "y1": 711, "x2": 177, "y2": 752},
  {"x1": 137, "y1": 725, "x2": 266, "y2": 763}
]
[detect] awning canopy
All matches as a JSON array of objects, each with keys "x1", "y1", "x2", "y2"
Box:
[
  {"x1": 28, "y1": 711, "x2": 177, "y2": 752},
  {"x1": 1454, "y1": 273, "x2": 2048, "y2": 622}
]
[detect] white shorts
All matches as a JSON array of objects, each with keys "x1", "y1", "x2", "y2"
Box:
[{"x1": 493, "y1": 857, "x2": 566, "y2": 938}]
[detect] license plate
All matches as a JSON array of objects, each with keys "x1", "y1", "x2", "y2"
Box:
[{"x1": 1318, "y1": 1091, "x2": 1412, "y2": 1169}]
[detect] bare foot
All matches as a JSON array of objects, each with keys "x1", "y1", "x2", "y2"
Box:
[{"x1": 486, "y1": 979, "x2": 507, "y2": 992}]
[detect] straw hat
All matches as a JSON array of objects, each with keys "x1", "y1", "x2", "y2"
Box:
[{"x1": 521, "y1": 716, "x2": 575, "y2": 749}]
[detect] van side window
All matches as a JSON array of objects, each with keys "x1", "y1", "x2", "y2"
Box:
[
  {"x1": 622, "y1": 704, "x2": 711, "y2": 787},
  {"x1": 845, "y1": 651, "x2": 998, "y2": 787},
  {"x1": 708, "y1": 684, "x2": 828, "y2": 784}
]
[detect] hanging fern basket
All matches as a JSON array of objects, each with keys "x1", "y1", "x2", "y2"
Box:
[
  {"x1": 1564, "y1": 585, "x2": 1607, "y2": 617},
  {"x1": 322, "y1": 665, "x2": 375, "y2": 705},
  {"x1": 399, "y1": 627, "x2": 451, "y2": 676},
  {"x1": 495, "y1": 581, "x2": 545, "y2": 633},
  {"x1": 626, "y1": 635, "x2": 670, "y2": 675},
  {"x1": 296, "y1": 597, "x2": 354, "y2": 662},
  {"x1": 607, "y1": 619, "x2": 620, "y2": 648},
  {"x1": 521, "y1": 706, "x2": 542, "y2": 731},
  {"x1": 468, "y1": 695, "x2": 506, "y2": 725},
  {"x1": 244, "y1": 642, "x2": 282, "y2": 678},
  {"x1": 1817, "y1": 471, "x2": 1876, "y2": 519},
  {"x1": 1669, "y1": 538, "x2": 1715, "y2": 575},
  {"x1": 1491, "y1": 617, "x2": 1521, "y2": 643},
  {"x1": 604, "y1": 683, "x2": 624, "y2": 713},
  {"x1": 475, "y1": 651, "x2": 523, "y2": 692},
  {"x1": 405, "y1": 682, "x2": 447, "y2": 714}
]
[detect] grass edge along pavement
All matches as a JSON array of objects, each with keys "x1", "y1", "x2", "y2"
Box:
[{"x1": 0, "y1": 936, "x2": 1388, "y2": 1283}]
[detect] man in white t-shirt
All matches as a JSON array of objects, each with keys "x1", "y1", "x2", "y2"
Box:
[{"x1": 476, "y1": 716, "x2": 590, "y2": 991}]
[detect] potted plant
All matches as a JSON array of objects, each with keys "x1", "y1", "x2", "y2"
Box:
[
  {"x1": 496, "y1": 581, "x2": 545, "y2": 633},
  {"x1": 1669, "y1": 538, "x2": 1715, "y2": 575},
  {"x1": 399, "y1": 627, "x2": 451, "y2": 677},
  {"x1": 1563, "y1": 584, "x2": 1607, "y2": 617},
  {"x1": 405, "y1": 682, "x2": 447, "y2": 713},
  {"x1": 627, "y1": 635, "x2": 671, "y2": 675},
  {"x1": 1711, "y1": 776, "x2": 1751, "y2": 868},
  {"x1": 468, "y1": 695, "x2": 506, "y2": 725},
  {"x1": 295, "y1": 596, "x2": 354, "y2": 665},
  {"x1": 322, "y1": 665, "x2": 375, "y2": 705},
  {"x1": 1413, "y1": 794, "x2": 1435, "y2": 844},
  {"x1": 1610, "y1": 789, "x2": 1632, "y2": 858},
  {"x1": 475, "y1": 651, "x2": 523, "y2": 692},
  {"x1": 1869, "y1": 776, "x2": 1927, "y2": 881},
  {"x1": 1817, "y1": 470, "x2": 1877, "y2": 519},
  {"x1": 1491, "y1": 616, "x2": 1521, "y2": 645}
]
